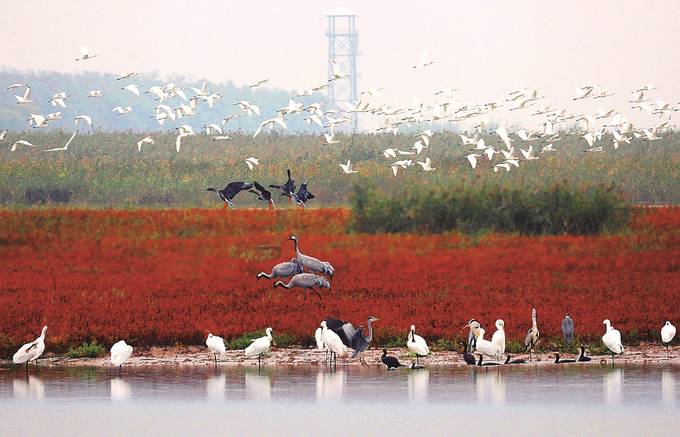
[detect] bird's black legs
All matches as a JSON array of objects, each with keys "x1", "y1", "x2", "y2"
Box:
[
  {"x1": 25, "y1": 361, "x2": 29, "y2": 378},
  {"x1": 214, "y1": 353, "x2": 217, "y2": 366},
  {"x1": 118, "y1": 365, "x2": 122, "y2": 376},
  {"x1": 667, "y1": 345, "x2": 670, "y2": 358},
  {"x1": 258, "y1": 354, "x2": 262, "y2": 368},
  {"x1": 311, "y1": 288, "x2": 323, "y2": 302}
]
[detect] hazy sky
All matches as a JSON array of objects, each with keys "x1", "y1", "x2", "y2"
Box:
[{"x1": 1, "y1": 0, "x2": 679, "y2": 129}]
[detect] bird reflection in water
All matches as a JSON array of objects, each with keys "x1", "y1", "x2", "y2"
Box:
[{"x1": 316, "y1": 369, "x2": 345, "y2": 401}]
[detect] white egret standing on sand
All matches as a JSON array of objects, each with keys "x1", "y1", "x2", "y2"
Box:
[
  {"x1": 407, "y1": 325, "x2": 430, "y2": 366},
  {"x1": 491, "y1": 320, "x2": 506, "y2": 361},
  {"x1": 602, "y1": 319, "x2": 624, "y2": 365},
  {"x1": 206, "y1": 333, "x2": 226, "y2": 365},
  {"x1": 321, "y1": 321, "x2": 345, "y2": 365},
  {"x1": 661, "y1": 321, "x2": 676, "y2": 358},
  {"x1": 13, "y1": 326, "x2": 48, "y2": 373},
  {"x1": 110, "y1": 340, "x2": 133, "y2": 374},
  {"x1": 244, "y1": 327, "x2": 275, "y2": 367}
]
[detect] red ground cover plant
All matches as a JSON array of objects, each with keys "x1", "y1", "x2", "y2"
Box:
[{"x1": 0, "y1": 207, "x2": 678, "y2": 356}]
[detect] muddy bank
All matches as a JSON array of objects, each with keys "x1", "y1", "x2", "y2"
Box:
[{"x1": 3, "y1": 343, "x2": 679, "y2": 368}]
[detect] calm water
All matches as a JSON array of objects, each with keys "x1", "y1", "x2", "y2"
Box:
[{"x1": 1, "y1": 364, "x2": 679, "y2": 436}]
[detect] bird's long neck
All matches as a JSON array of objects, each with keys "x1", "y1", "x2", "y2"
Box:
[
  {"x1": 366, "y1": 319, "x2": 374, "y2": 342},
  {"x1": 292, "y1": 238, "x2": 299, "y2": 254},
  {"x1": 531, "y1": 313, "x2": 537, "y2": 330}
]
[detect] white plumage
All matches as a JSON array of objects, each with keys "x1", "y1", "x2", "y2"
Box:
[
  {"x1": 662, "y1": 321, "x2": 676, "y2": 343},
  {"x1": 602, "y1": 319, "x2": 624, "y2": 358},
  {"x1": 473, "y1": 328, "x2": 501, "y2": 360},
  {"x1": 491, "y1": 319, "x2": 506, "y2": 361},
  {"x1": 206, "y1": 333, "x2": 226, "y2": 358},
  {"x1": 407, "y1": 325, "x2": 430, "y2": 363},
  {"x1": 315, "y1": 327, "x2": 325, "y2": 351},
  {"x1": 321, "y1": 321, "x2": 345, "y2": 363},
  {"x1": 245, "y1": 327, "x2": 274, "y2": 365},
  {"x1": 110, "y1": 340, "x2": 133, "y2": 368},
  {"x1": 13, "y1": 326, "x2": 48, "y2": 365}
]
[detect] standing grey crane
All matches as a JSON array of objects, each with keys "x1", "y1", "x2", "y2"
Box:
[
  {"x1": 288, "y1": 235, "x2": 335, "y2": 278},
  {"x1": 524, "y1": 308, "x2": 540, "y2": 362},
  {"x1": 273, "y1": 273, "x2": 330, "y2": 301},
  {"x1": 349, "y1": 316, "x2": 380, "y2": 366},
  {"x1": 561, "y1": 314, "x2": 574, "y2": 346},
  {"x1": 256, "y1": 259, "x2": 303, "y2": 280}
]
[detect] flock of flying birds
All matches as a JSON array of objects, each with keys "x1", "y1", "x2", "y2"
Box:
[{"x1": 1, "y1": 46, "x2": 676, "y2": 180}]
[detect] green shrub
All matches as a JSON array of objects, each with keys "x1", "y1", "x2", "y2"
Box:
[
  {"x1": 66, "y1": 340, "x2": 106, "y2": 358},
  {"x1": 351, "y1": 180, "x2": 630, "y2": 235}
]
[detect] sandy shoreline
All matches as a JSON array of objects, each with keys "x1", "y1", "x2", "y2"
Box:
[{"x1": 3, "y1": 343, "x2": 680, "y2": 368}]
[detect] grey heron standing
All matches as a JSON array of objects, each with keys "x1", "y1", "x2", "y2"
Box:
[
  {"x1": 524, "y1": 308, "x2": 540, "y2": 362},
  {"x1": 350, "y1": 316, "x2": 380, "y2": 366},
  {"x1": 561, "y1": 314, "x2": 574, "y2": 347}
]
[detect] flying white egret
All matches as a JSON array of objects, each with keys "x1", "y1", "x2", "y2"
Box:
[
  {"x1": 253, "y1": 117, "x2": 287, "y2": 138},
  {"x1": 602, "y1": 319, "x2": 624, "y2": 364},
  {"x1": 245, "y1": 157, "x2": 260, "y2": 170},
  {"x1": 417, "y1": 157, "x2": 435, "y2": 171},
  {"x1": 87, "y1": 90, "x2": 103, "y2": 97},
  {"x1": 74, "y1": 115, "x2": 93, "y2": 127},
  {"x1": 113, "y1": 106, "x2": 133, "y2": 115},
  {"x1": 122, "y1": 84, "x2": 141, "y2": 97},
  {"x1": 116, "y1": 72, "x2": 137, "y2": 80},
  {"x1": 407, "y1": 325, "x2": 430, "y2": 366},
  {"x1": 28, "y1": 114, "x2": 48, "y2": 128},
  {"x1": 44, "y1": 132, "x2": 77, "y2": 152},
  {"x1": 11, "y1": 140, "x2": 36, "y2": 152},
  {"x1": 323, "y1": 131, "x2": 340, "y2": 145},
  {"x1": 329, "y1": 61, "x2": 349, "y2": 81},
  {"x1": 249, "y1": 79, "x2": 269, "y2": 89},
  {"x1": 0, "y1": 130, "x2": 6, "y2": 141},
  {"x1": 110, "y1": 340, "x2": 133, "y2": 373},
  {"x1": 206, "y1": 333, "x2": 226, "y2": 365},
  {"x1": 520, "y1": 145, "x2": 539, "y2": 160},
  {"x1": 383, "y1": 148, "x2": 398, "y2": 158},
  {"x1": 49, "y1": 92, "x2": 67, "y2": 108},
  {"x1": 75, "y1": 45, "x2": 98, "y2": 61},
  {"x1": 413, "y1": 50, "x2": 435, "y2": 69},
  {"x1": 136, "y1": 136, "x2": 154, "y2": 152},
  {"x1": 244, "y1": 327, "x2": 275, "y2": 367},
  {"x1": 661, "y1": 321, "x2": 676, "y2": 358},
  {"x1": 14, "y1": 86, "x2": 32, "y2": 104},
  {"x1": 339, "y1": 160, "x2": 358, "y2": 174},
  {"x1": 13, "y1": 326, "x2": 48, "y2": 372},
  {"x1": 465, "y1": 153, "x2": 481, "y2": 169}
]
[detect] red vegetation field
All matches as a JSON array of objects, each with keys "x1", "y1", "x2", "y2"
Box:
[{"x1": 1, "y1": 207, "x2": 678, "y2": 356}]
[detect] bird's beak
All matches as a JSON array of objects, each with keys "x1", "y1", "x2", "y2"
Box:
[{"x1": 463, "y1": 324, "x2": 471, "y2": 329}]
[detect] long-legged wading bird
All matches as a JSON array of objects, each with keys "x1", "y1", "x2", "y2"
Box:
[
  {"x1": 602, "y1": 319, "x2": 624, "y2": 365},
  {"x1": 349, "y1": 316, "x2": 379, "y2": 366},
  {"x1": 577, "y1": 346, "x2": 591, "y2": 362},
  {"x1": 461, "y1": 341, "x2": 477, "y2": 365},
  {"x1": 245, "y1": 327, "x2": 276, "y2": 367},
  {"x1": 206, "y1": 333, "x2": 226, "y2": 365},
  {"x1": 381, "y1": 349, "x2": 406, "y2": 370},
  {"x1": 407, "y1": 325, "x2": 430, "y2": 366},
  {"x1": 249, "y1": 181, "x2": 275, "y2": 210},
  {"x1": 110, "y1": 340, "x2": 133, "y2": 374},
  {"x1": 562, "y1": 314, "x2": 574, "y2": 346},
  {"x1": 273, "y1": 273, "x2": 330, "y2": 302},
  {"x1": 661, "y1": 321, "x2": 676, "y2": 358},
  {"x1": 524, "y1": 308, "x2": 540, "y2": 362},
  {"x1": 491, "y1": 320, "x2": 506, "y2": 361},
  {"x1": 268, "y1": 169, "x2": 296, "y2": 202},
  {"x1": 470, "y1": 327, "x2": 500, "y2": 361},
  {"x1": 315, "y1": 325, "x2": 328, "y2": 362},
  {"x1": 257, "y1": 258, "x2": 303, "y2": 280},
  {"x1": 13, "y1": 326, "x2": 47, "y2": 373},
  {"x1": 320, "y1": 321, "x2": 345, "y2": 365},
  {"x1": 206, "y1": 182, "x2": 253, "y2": 208},
  {"x1": 288, "y1": 235, "x2": 334, "y2": 277},
  {"x1": 466, "y1": 319, "x2": 481, "y2": 352}
]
